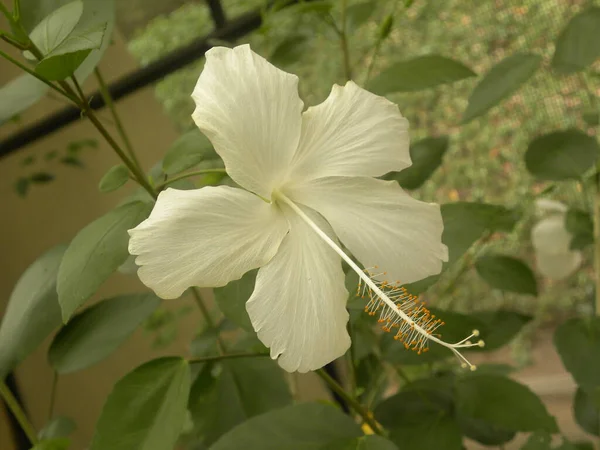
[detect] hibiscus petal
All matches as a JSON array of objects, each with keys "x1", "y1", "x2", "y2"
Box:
[
  {"x1": 287, "y1": 176, "x2": 448, "y2": 285},
  {"x1": 535, "y1": 250, "x2": 582, "y2": 280},
  {"x1": 246, "y1": 206, "x2": 350, "y2": 373},
  {"x1": 286, "y1": 81, "x2": 410, "y2": 184},
  {"x1": 192, "y1": 44, "x2": 304, "y2": 198},
  {"x1": 531, "y1": 215, "x2": 571, "y2": 254},
  {"x1": 128, "y1": 186, "x2": 289, "y2": 299}
]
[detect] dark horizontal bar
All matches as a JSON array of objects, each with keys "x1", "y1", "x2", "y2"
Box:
[{"x1": 0, "y1": 5, "x2": 265, "y2": 157}]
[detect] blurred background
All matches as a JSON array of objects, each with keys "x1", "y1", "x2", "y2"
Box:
[{"x1": 1, "y1": 0, "x2": 598, "y2": 449}]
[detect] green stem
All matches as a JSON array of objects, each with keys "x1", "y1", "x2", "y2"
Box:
[
  {"x1": 0, "y1": 47, "x2": 75, "y2": 101},
  {"x1": 0, "y1": 381, "x2": 38, "y2": 446},
  {"x1": 13, "y1": 0, "x2": 20, "y2": 21},
  {"x1": 189, "y1": 352, "x2": 269, "y2": 364},
  {"x1": 0, "y1": 32, "x2": 26, "y2": 50},
  {"x1": 364, "y1": 0, "x2": 404, "y2": 85},
  {"x1": 47, "y1": 371, "x2": 58, "y2": 421},
  {"x1": 67, "y1": 76, "x2": 157, "y2": 199},
  {"x1": 94, "y1": 68, "x2": 142, "y2": 170},
  {"x1": 0, "y1": 2, "x2": 11, "y2": 20},
  {"x1": 191, "y1": 288, "x2": 226, "y2": 353},
  {"x1": 594, "y1": 172, "x2": 600, "y2": 316},
  {"x1": 316, "y1": 369, "x2": 384, "y2": 436},
  {"x1": 346, "y1": 321, "x2": 357, "y2": 394},
  {"x1": 155, "y1": 168, "x2": 227, "y2": 190},
  {"x1": 339, "y1": 0, "x2": 353, "y2": 81}
]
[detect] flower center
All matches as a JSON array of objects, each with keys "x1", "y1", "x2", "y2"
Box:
[{"x1": 276, "y1": 191, "x2": 484, "y2": 370}]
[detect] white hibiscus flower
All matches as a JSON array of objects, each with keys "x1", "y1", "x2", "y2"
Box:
[
  {"x1": 129, "y1": 44, "x2": 480, "y2": 372},
  {"x1": 532, "y1": 199, "x2": 582, "y2": 280}
]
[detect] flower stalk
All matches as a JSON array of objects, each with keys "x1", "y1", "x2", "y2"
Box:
[{"x1": 316, "y1": 369, "x2": 383, "y2": 436}]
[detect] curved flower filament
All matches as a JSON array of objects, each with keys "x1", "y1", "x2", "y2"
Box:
[{"x1": 277, "y1": 191, "x2": 484, "y2": 370}]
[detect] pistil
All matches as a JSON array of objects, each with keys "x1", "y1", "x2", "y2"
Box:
[{"x1": 277, "y1": 192, "x2": 484, "y2": 370}]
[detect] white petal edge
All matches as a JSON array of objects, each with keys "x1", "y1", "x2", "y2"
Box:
[
  {"x1": 128, "y1": 186, "x2": 289, "y2": 299},
  {"x1": 287, "y1": 176, "x2": 448, "y2": 285},
  {"x1": 285, "y1": 81, "x2": 411, "y2": 185},
  {"x1": 531, "y1": 215, "x2": 572, "y2": 254},
  {"x1": 191, "y1": 44, "x2": 304, "y2": 199},
  {"x1": 246, "y1": 205, "x2": 350, "y2": 373},
  {"x1": 535, "y1": 250, "x2": 582, "y2": 280}
]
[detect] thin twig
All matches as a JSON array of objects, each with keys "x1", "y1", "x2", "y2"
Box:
[
  {"x1": 67, "y1": 76, "x2": 158, "y2": 199},
  {"x1": 189, "y1": 352, "x2": 269, "y2": 364},
  {"x1": 155, "y1": 168, "x2": 227, "y2": 190},
  {"x1": 316, "y1": 369, "x2": 384, "y2": 436},
  {"x1": 0, "y1": 381, "x2": 38, "y2": 446},
  {"x1": 191, "y1": 288, "x2": 226, "y2": 354},
  {"x1": 94, "y1": 68, "x2": 142, "y2": 171},
  {"x1": 13, "y1": 0, "x2": 20, "y2": 21}
]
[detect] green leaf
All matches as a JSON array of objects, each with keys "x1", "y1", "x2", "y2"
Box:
[
  {"x1": 162, "y1": 129, "x2": 217, "y2": 175},
  {"x1": 60, "y1": 156, "x2": 83, "y2": 167},
  {"x1": 190, "y1": 327, "x2": 219, "y2": 357},
  {"x1": 211, "y1": 403, "x2": 362, "y2": 450},
  {"x1": 214, "y1": 270, "x2": 255, "y2": 331},
  {"x1": 574, "y1": 387, "x2": 600, "y2": 436},
  {"x1": 441, "y1": 202, "x2": 519, "y2": 264},
  {"x1": 322, "y1": 435, "x2": 399, "y2": 450},
  {"x1": 554, "y1": 317, "x2": 600, "y2": 391},
  {"x1": 375, "y1": 382, "x2": 462, "y2": 450},
  {"x1": 191, "y1": 357, "x2": 292, "y2": 445},
  {"x1": 346, "y1": 1, "x2": 377, "y2": 30},
  {"x1": 583, "y1": 109, "x2": 600, "y2": 127},
  {"x1": 29, "y1": 1, "x2": 84, "y2": 56},
  {"x1": 0, "y1": 245, "x2": 66, "y2": 379},
  {"x1": 384, "y1": 137, "x2": 449, "y2": 190},
  {"x1": 471, "y1": 311, "x2": 532, "y2": 351},
  {"x1": 462, "y1": 53, "x2": 542, "y2": 123},
  {"x1": 455, "y1": 374, "x2": 557, "y2": 432},
  {"x1": 73, "y1": 0, "x2": 116, "y2": 82},
  {"x1": 0, "y1": 74, "x2": 49, "y2": 125},
  {"x1": 39, "y1": 416, "x2": 76, "y2": 440},
  {"x1": 521, "y1": 431, "x2": 552, "y2": 450},
  {"x1": 31, "y1": 172, "x2": 55, "y2": 183},
  {"x1": 98, "y1": 164, "x2": 129, "y2": 193},
  {"x1": 565, "y1": 209, "x2": 594, "y2": 250},
  {"x1": 552, "y1": 7, "x2": 600, "y2": 74},
  {"x1": 280, "y1": 1, "x2": 333, "y2": 16},
  {"x1": 57, "y1": 201, "x2": 152, "y2": 321},
  {"x1": 457, "y1": 414, "x2": 515, "y2": 446},
  {"x1": 383, "y1": 308, "x2": 484, "y2": 365},
  {"x1": 90, "y1": 357, "x2": 191, "y2": 450},
  {"x1": 31, "y1": 438, "x2": 71, "y2": 450},
  {"x1": 475, "y1": 254, "x2": 538, "y2": 296},
  {"x1": 368, "y1": 55, "x2": 476, "y2": 95},
  {"x1": 48, "y1": 293, "x2": 160, "y2": 373},
  {"x1": 14, "y1": 177, "x2": 30, "y2": 197},
  {"x1": 270, "y1": 35, "x2": 309, "y2": 67},
  {"x1": 36, "y1": 23, "x2": 107, "y2": 80},
  {"x1": 525, "y1": 130, "x2": 600, "y2": 181}
]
